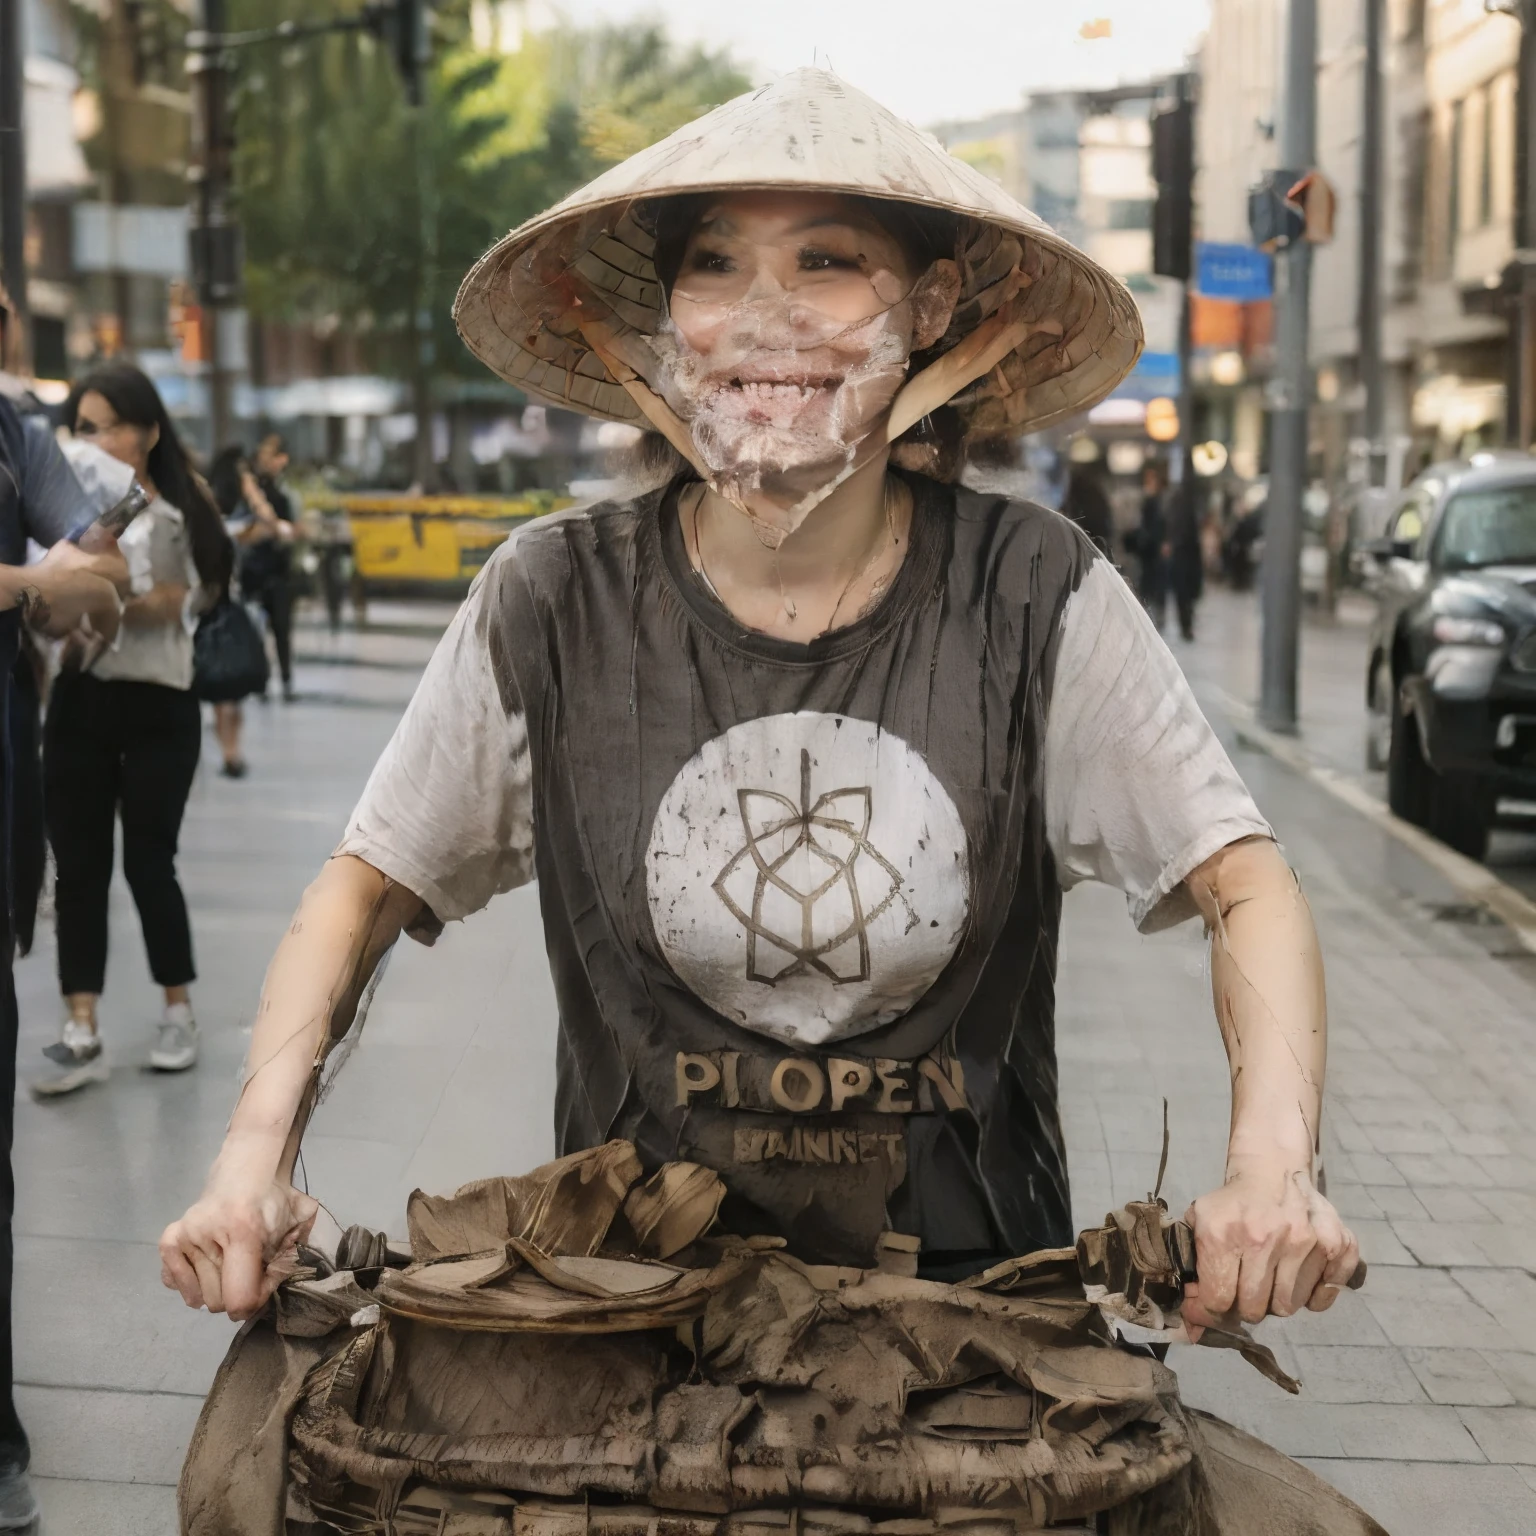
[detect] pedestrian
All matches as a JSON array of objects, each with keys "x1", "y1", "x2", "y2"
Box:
[
  {"x1": 0, "y1": 393, "x2": 129, "y2": 1530},
  {"x1": 1059, "y1": 457, "x2": 1114, "y2": 556},
  {"x1": 1166, "y1": 472, "x2": 1204, "y2": 641},
  {"x1": 36, "y1": 362, "x2": 234, "y2": 1097},
  {"x1": 243, "y1": 430, "x2": 296, "y2": 700},
  {"x1": 207, "y1": 446, "x2": 291, "y2": 776},
  {"x1": 1134, "y1": 458, "x2": 1169, "y2": 625},
  {"x1": 161, "y1": 71, "x2": 1365, "y2": 1529}
]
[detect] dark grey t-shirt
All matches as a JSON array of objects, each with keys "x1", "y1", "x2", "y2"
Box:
[{"x1": 340, "y1": 475, "x2": 1267, "y2": 1266}]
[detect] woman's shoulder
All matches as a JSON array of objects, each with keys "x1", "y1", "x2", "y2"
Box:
[
  {"x1": 472, "y1": 488, "x2": 660, "y2": 600},
  {"x1": 948, "y1": 484, "x2": 1101, "y2": 595}
]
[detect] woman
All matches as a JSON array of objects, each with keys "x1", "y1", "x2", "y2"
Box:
[
  {"x1": 37, "y1": 363, "x2": 232, "y2": 1095},
  {"x1": 162, "y1": 72, "x2": 1360, "y2": 1525},
  {"x1": 240, "y1": 431, "x2": 297, "y2": 701},
  {"x1": 208, "y1": 445, "x2": 293, "y2": 776}
]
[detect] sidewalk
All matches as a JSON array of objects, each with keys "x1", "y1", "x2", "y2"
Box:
[{"x1": 12, "y1": 595, "x2": 1536, "y2": 1534}]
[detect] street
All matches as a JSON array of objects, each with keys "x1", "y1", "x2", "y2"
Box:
[{"x1": 7, "y1": 583, "x2": 1535, "y2": 1533}]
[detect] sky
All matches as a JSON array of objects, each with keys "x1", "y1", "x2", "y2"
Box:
[{"x1": 555, "y1": 0, "x2": 1213, "y2": 125}]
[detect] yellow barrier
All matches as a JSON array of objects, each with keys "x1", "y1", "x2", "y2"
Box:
[{"x1": 307, "y1": 491, "x2": 573, "y2": 587}]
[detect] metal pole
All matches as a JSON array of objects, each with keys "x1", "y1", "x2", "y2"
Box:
[
  {"x1": 1174, "y1": 76, "x2": 1196, "y2": 516},
  {"x1": 1259, "y1": 0, "x2": 1317, "y2": 733},
  {"x1": 1359, "y1": 0, "x2": 1385, "y2": 475},
  {"x1": 192, "y1": 0, "x2": 234, "y2": 451},
  {"x1": 1512, "y1": 2, "x2": 1536, "y2": 450},
  {"x1": 0, "y1": 0, "x2": 29, "y2": 374}
]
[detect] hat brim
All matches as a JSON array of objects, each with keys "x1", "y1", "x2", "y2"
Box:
[{"x1": 453, "y1": 70, "x2": 1144, "y2": 437}]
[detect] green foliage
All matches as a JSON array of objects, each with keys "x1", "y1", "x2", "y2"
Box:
[{"x1": 228, "y1": 3, "x2": 747, "y2": 381}]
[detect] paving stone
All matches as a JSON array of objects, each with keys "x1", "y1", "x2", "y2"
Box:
[
  {"x1": 33, "y1": 1477, "x2": 179, "y2": 1536},
  {"x1": 1367, "y1": 1125, "x2": 1452, "y2": 1155},
  {"x1": 1289, "y1": 1345, "x2": 1426, "y2": 1404},
  {"x1": 1487, "y1": 1353, "x2": 1536, "y2": 1408},
  {"x1": 1350, "y1": 1219, "x2": 1415, "y2": 1267},
  {"x1": 1326, "y1": 1182, "x2": 1383, "y2": 1221},
  {"x1": 1403, "y1": 1347, "x2": 1518, "y2": 1406},
  {"x1": 1390, "y1": 1220, "x2": 1496, "y2": 1267},
  {"x1": 1349, "y1": 1153, "x2": 1407, "y2": 1186},
  {"x1": 1366, "y1": 1184, "x2": 1431, "y2": 1222},
  {"x1": 1454, "y1": 1271, "x2": 1536, "y2": 1353},
  {"x1": 1299, "y1": 1460, "x2": 1536, "y2": 1536},
  {"x1": 1362, "y1": 1267, "x2": 1517, "y2": 1351},
  {"x1": 1390, "y1": 1152, "x2": 1495, "y2": 1188},
  {"x1": 1415, "y1": 1185, "x2": 1483, "y2": 1222},
  {"x1": 1458, "y1": 1406, "x2": 1536, "y2": 1464},
  {"x1": 15, "y1": 1384, "x2": 203, "y2": 1484},
  {"x1": 1327, "y1": 1402, "x2": 1487, "y2": 1462}
]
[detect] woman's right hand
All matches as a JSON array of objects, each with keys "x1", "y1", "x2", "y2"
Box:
[{"x1": 159, "y1": 1157, "x2": 319, "y2": 1319}]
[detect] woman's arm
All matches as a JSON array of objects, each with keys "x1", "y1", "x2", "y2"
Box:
[
  {"x1": 1183, "y1": 836, "x2": 1359, "y2": 1327},
  {"x1": 122, "y1": 581, "x2": 190, "y2": 627},
  {"x1": 158, "y1": 854, "x2": 423, "y2": 1318}
]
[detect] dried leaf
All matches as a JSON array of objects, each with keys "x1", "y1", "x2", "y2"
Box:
[{"x1": 623, "y1": 1162, "x2": 725, "y2": 1259}]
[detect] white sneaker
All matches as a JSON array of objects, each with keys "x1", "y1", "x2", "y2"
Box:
[
  {"x1": 0, "y1": 1466, "x2": 39, "y2": 1530},
  {"x1": 151, "y1": 1003, "x2": 198, "y2": 1072},
  {"x1": 31, "y1": 1019, "x2": 108, "y2": 1099}
]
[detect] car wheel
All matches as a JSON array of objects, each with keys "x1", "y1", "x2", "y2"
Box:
[
  {"x1": 1426, "y1": 775, "x2": 1492, "y2": 862},
  {"x1": 1386, "y1": 691, "x2": 1431, "y2": 826},
  {"x1": 1366, "y1": 658, "x2": 1393, "y2": 772}
]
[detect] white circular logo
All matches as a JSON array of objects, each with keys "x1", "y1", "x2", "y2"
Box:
[{"x1": 646, "y1": 712, "x2": 970, "y2": 1046}]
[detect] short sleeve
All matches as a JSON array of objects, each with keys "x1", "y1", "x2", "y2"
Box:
[
  {"x1": 1042, "y1": 559, "x2": 1272, "y2": 931},
  {"x1": 336, "y1": 544, "x2": 535, "y2": 926}
]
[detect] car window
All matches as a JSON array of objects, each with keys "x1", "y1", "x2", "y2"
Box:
[
  {"x1": 1433, "y1": 482, "x2": 1536, "y2": 569},
  {"x1": 1390, "y1": 493, "x2": 1429, "y2": 550}
]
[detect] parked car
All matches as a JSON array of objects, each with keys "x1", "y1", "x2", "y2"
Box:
[{"x1": 1362, "y1": 454, "x2": 1536, "y2": 859}]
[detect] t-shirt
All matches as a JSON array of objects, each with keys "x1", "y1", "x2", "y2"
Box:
[
  {"x1": 338, "y1": 475, "x2": 1269, "y2": 1267},
  {"x1": 91, "y1": 495, "x2": 201, "y2": 691}
]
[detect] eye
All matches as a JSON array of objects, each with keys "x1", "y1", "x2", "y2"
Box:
[
  {"x1": 687, "y1": 246, "x2": 735, "y2": 275},
  {"x1": 799, "y1": 246, "x2": 861, "y2": 273}
]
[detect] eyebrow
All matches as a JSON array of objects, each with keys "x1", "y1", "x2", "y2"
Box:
[{"x1": 692, "y1": 212, "x2": 879, "y2": 240}]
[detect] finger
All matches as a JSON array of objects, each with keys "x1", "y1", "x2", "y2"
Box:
[
  {"x1": 1236, "y1": 1241, "x2": 1281, "y2": 1324},
  {"x1": 1318, "y1": 1221, "x2": 1360, "y2": 1292},
  {"x1": 1178, "y1": 1283, "x2": 1210, "y2": 1341},
  {"x1": 1189, "y1": 1202, "x2": 1241, "y2": 1321},
  {"x1": 159, "y1": 1231, "x2": 205, "y2": 1309},
  {"x1": 190, "y1": 1247, "x2": 225, "y2": 1315},
  {"x1": 221, "y1": 1235, "x2": 272, "y2": 1321},
  {"x1": 1271, "y1": 1236, "x2": 1327, "y2": 1319},
  {"x1": 1307, "y1": 1282, "x2": 1342, "y2": 1313}
]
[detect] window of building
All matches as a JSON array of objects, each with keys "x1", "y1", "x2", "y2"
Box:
[
  {"x1": 1478, "y1": 83, "x2": 1494, "y2": 227},
  {"x1": 1448, "y1": 96, "x2": 1464, "y2": 249},
  {"x1": 1107, "y1": 198, "x2": 1154, "y2": 230}
]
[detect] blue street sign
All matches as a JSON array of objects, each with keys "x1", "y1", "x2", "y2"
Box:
[
  {"x1": 1195, "y1": 241, "x2": 1273, "y2": 302},
  {"x1": 1110, "y1": 350, "x2": 1181, "y2": 403}
]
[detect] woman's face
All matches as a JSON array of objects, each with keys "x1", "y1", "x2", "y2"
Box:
[
  {"x1": 74, "y1": 389, "x2": 157, "y2": 483},
  {"x1": 654, "y1": 191, "x2": 959, "y2": 518}
]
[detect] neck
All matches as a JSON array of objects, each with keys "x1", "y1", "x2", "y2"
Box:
[{"x1": 697, "y1": 453, "x2": 895, "y2": 592}]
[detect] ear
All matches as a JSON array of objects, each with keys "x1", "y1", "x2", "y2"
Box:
[
  {"x1": 145, "y1": 422, "x2": 161, "y2": 455},
  {"x1": 909, "y1": 259, "x2": 962, "y2": 350}
]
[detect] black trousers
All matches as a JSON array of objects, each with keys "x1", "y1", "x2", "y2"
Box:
[
  {"x1": 253, "y1": 579, "x2": 293, "y2": 686},
  {"x1": 0, "y1": 958, "x2": 24, "y2": 1478},
  {"x1": 44, "y1": 673, "x2": 201, "y2": 997}
]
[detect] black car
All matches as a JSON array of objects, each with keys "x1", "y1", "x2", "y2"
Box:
[{"x1": 1363, "y1": 455, "x2": 1536, "y2": 859}]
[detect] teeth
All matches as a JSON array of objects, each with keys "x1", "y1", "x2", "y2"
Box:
[{"x1": 737, "y1": 382, "x2": 819, "y2": 401}]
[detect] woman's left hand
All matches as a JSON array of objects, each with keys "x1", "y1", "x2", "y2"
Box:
[{"x1": 1182, "y1": 1159, "x2": 1358, "y2": 1334}]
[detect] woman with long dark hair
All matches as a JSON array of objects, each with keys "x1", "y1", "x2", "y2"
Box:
[{"x1": 36, "y1": 362, "x2": 232, "y2": 1096}]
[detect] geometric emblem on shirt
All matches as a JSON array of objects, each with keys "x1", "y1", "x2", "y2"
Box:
[
  {"x1": 645, "y1": 711, "x2": 970, "y2": 1047},
  {"x1": 712, "y1": 748, "x2": 917, "y2": 986}
]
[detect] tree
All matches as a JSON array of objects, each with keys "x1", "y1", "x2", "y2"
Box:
[{"x1": 227, "y1": 2, "x2": 747, "y2": 482}]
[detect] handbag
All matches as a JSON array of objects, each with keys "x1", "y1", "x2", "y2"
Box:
[{"x1": 193, "y1": 595, "x2": 271, "y2": 702}]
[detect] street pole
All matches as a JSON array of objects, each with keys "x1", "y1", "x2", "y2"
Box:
[
  {"x1": 1503, "y1": 0, "x2": 1536, "y2": 450},
  {"x1": 1259, "y1": 0, "x2": 1317, "y2": 734},
  {"x1": 1359, "y1": 0, "x2": 1385, "y2": 479},
  {"x1": 0, "y1": 0, "x2": 29, "y2": 375},
  {"x1": 190, "y1": 0, "x2": 236, "y2": 451}
]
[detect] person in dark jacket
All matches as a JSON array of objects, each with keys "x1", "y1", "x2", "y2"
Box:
[
  {"x1": 242, "y1": 432, "x2": 297, "y2": 700},
  {"x1": 1134, "y1": 460, "x2": 1168, "y2": 626},
  {"x1": 1060, "y1": 460, "x2": 1114, "y2": 556},
  {"x1": 1165, "y1": 471, "x2": 1205, "y2": 641},
  {"x1": 0, "y1": 395, "x2": 128, "y2": 1531}
]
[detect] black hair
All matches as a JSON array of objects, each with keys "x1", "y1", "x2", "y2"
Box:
[
  {"x1": 208, "y1": 445, "x2": 248, "y2": 520},
  {"x1": 68, "y1": 362, "x2": 233, "y2": 592}
]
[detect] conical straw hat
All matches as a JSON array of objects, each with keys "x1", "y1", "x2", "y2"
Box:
[{"x1": 454, "y1": 68, "x2": 1143, "y2": 437}]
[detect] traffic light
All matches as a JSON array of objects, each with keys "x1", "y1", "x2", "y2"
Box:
[
  {"x1": 365, "y1": 0, "x2": 431, "y2": 105},
  {"x1": 1152, "y1": 92, "x2": 1195, "y2": 283}
]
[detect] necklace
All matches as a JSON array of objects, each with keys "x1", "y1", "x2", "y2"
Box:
[{"x1": 688, "y1": 478, "x2": 906, "y2": 637}]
